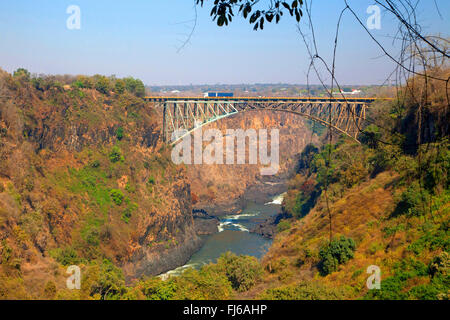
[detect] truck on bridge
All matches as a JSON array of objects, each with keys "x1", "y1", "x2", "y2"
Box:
[{"x1": 203, "y1": 92, "x2": 234, "y2": 98}]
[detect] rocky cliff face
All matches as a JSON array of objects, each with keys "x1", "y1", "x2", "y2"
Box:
[
  {"x1": 187, "y1": 111, "x2": 319, "y2": 215},
  {"x1": 0, "y1": 69, "x2": 200, "y2": 287}
]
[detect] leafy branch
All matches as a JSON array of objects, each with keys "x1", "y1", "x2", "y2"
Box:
[{"x1": 195, "y1": 0, "x2": 304, "y2": 30}]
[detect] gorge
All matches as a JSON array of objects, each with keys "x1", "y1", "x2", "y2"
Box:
[
  {"x1": 0, "y1": 68, "x2": 318, "y2": 292},
  {"x1": 1, "y1": 67, "x2": 448, "y2": 300},
  {"x1": 157, "y1": 109, "x2": 319, "y2": 277}
]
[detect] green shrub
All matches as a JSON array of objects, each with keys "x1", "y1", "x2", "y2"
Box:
[
  {"x1": 138, "y1": 278, "x2": 178, "y2": 300},
  {"x1": 95, "y1": 76, "x2": 110, "y2": 95},
  {"x1": 123, "y1": 77, "x2": 146, "y2": 97},
  {"x1": 393, "y1": 182, "x2": 429, "y2": 217},
  {"x1": 173, "y1": 266, "x2": 233, "y2": 300},
  {"x1": 110, "y1": 189, "x2": 124, "y2": 206},
  {"x1": 407, "y1": 255, "x2": 449, "y2": 300},
  {"x1": 216, "y1": 252, "x2": 263, "y2": 292},
  {"x1": 318, "y1": 236, "x2": 356, "y2": 276},
  {"x1": 364, "y1": 258, "x2": 434, "y2": 300},
  {"x1": 121, "y1": 203, "x2": 138, "y2": 223},
  {"x1": 125, "y1": 183, "x2": 136, "y2": 193},
  {"x1": 88, "y1": 259, "x2": 126, "y2": 300},
  {"x1": 136, "y1": 263, "x2": 234, "y2": 300},
  {"x1": 116, "y1": 127, "x2": 124, "y2": 141},
  {"x1": 408, "y1": 283, "x2": 443, "y2": 300},
  {"x1": 109, "y1": 146, "x2": 124, "y2": 163},
  {"x1": 72, "y1": 80, "x2": 85, "y2": 89},
  {"x1": 114, "y1": 79, "x2": 126, "y2": 94},
  {"x1": 421, "y1": 143, "x2": 449, "y2": 191},
  {"x1": 292, "y1": 189, "x2": 318, "y2": 218},
  {"x1": 83, "y1": 226, "x2": 100, "y2": 246},
  {"x1": 13, "y1": 68, "x2": 31, "y2": 80},
  {"x1": 408, "y1": 225, "x2": 450, "y2": 254},
  {"x1": 72, "y1": 76, "x2": 93, "y2": 89},
  {"x1": 277, "y1": 220, "x2": 291, "y2": 233},
  {"x1": 0, "y1": 240, "x2": 12, "y2": 264},
  {"x1": 360, "y1": 125, "x2": 381, "y2": 149},
  {"x1": 66, "y1": 167, "x2": 111, "y2": 214},
  {"x1": 429, "y1": 252, "x2": 449, "y2": 278},
  {"x1": 364, "y1": 275, "x2": 407, "y2": 300},
  {"x1": 50, "y1": 247, "x2": 80, "y2": 266},
  {"x1": 260, "y1": 281, "x2": 347, "y2": 300},
  {"x1": 0, "y1": 127, "x2": 7, "y2": 138},
  {"x1": 296, "y1": 143, "x2": 319, "y2": 174}
]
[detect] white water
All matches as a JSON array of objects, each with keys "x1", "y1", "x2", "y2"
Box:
[
  {"x1": 265, "y1": 192, "x2": 286, "y2": 205},
  {"x1": 157, "y1": 193, "x2": 285, "y2": 279},
  {"x1": 223, "y1": 212, "x2": 260, "y2": 220},
  {"x1": 217, "y1": 211, "x2": 260, "y2": 232},
  {"x1": 158, "y1": 262, "x2": 203, "y2": 280},
  {"x1": 218, "y1": 221, "x2": 250, "y2": 233}
]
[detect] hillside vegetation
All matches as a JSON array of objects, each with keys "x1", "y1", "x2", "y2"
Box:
[
  {"x1": 252, "y1": 67, "x2": 450, "y2": 300},
  {"x1": 0, "y1": 67, "x2": 448, "y2": 300},
  {"x1": 120, "y1": 68, "x2": 449, "y2": 301},
  {"x1": 0, "y1": 69, "x2": 200, "y2": 299}
]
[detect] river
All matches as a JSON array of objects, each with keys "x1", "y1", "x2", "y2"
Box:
[{"x1": 160, "y1": 193, "x2": 286, "y2": 279}]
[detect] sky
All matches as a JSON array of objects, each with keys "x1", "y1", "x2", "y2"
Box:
[{"x1": 0, "y1": 0, "x2": 448, "y2": 85}]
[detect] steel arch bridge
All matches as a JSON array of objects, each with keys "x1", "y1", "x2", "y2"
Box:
[{"x1": 144, "y1": 96, "x2": 379, "y2": 143}]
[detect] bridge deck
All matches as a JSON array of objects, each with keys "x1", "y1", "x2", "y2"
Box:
[{"x1": 145, "y1": 96, "x2": 380, "y2": 103}]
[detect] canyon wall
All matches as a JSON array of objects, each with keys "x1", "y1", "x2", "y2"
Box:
[
  {"x1": 186, "y1": 110, "x2": 319, "y2": 215},
  {"x1": 0, "y1": 69, "x2": 200, "y2": 288}
]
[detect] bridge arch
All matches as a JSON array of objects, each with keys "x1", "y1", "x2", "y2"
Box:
[{"x1": 145, "y1": 97, "x2": 375, "y2": 144}]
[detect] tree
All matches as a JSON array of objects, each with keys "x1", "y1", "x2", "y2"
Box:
[
  {"x1": 13, "y1": 68, "x2": 31, "y2": 81},
  {"x1": 123, "y1": 77, "x2": 146, "y2": 97},
  {"x1": 115, "y1": 126, "x2": 124, "y2": 140},
  {"x1": 134, "y1": 79, "x2": 146, "y2": 97},
  {"x1": 73, "y1": 76, "x2": 94, "y2": 89},
  {"x1": 216, "y1": 252, "x2": 263, "y2": 292},
  {"x1": 88, "y1": 259, "x2": 126, "y2": 300},
  {"x1": 115, "y1": 79, "x2": 126, "y2": 94},
  {"x1": 95, "y1": 76, "x2": 110, "y2": 95},
  {"x1": 318, "y1": 236, "x2": 356, "y2": 275},
  {"x1": 32, "y1": 77, "x2": 49, "y2": 91},
  {"x1": 360, "y1": 125, "x2": 382, "y2": 149},
  {"x1": 296, "y1": 143, "x2": 319, "y2": 174}
]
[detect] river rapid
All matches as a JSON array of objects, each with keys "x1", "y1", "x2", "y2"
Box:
[{"x1": 159, "y1": 193, "x2": 286, "y2": 279}]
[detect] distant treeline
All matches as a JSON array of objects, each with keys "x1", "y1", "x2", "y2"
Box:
[{"x1": 12, "y1": 68, "x2": 146, "y2": 97}]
